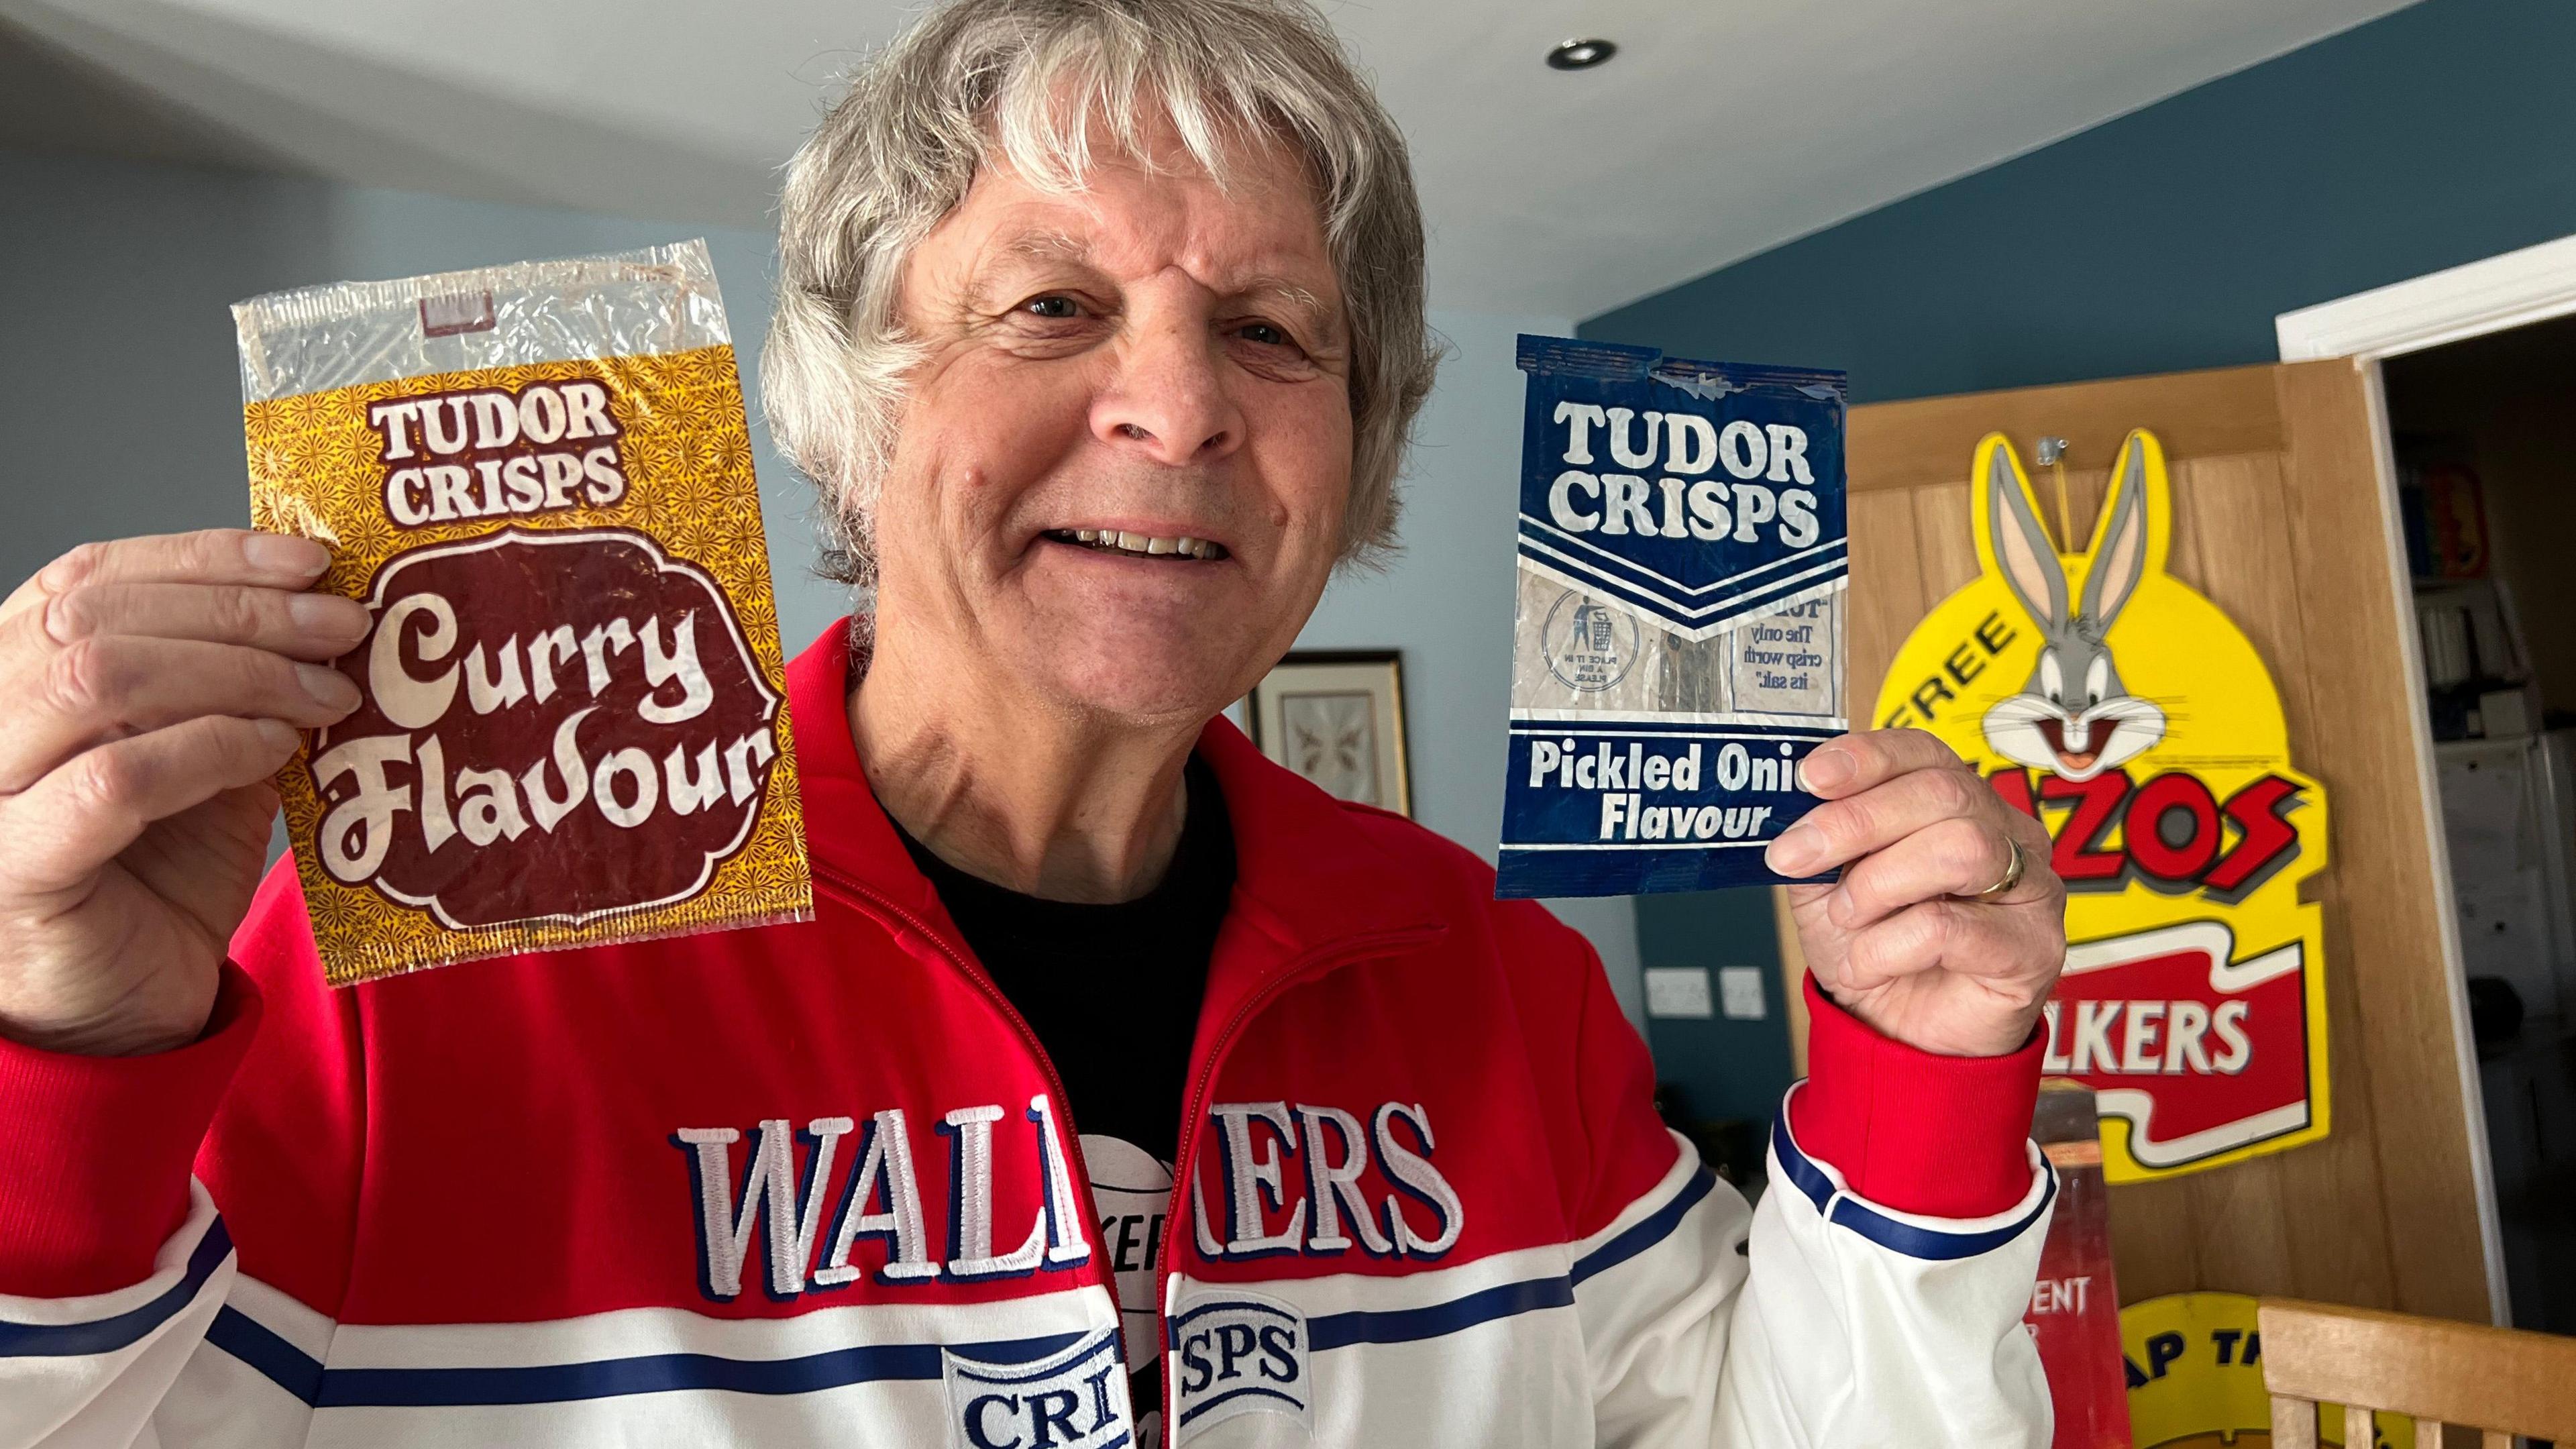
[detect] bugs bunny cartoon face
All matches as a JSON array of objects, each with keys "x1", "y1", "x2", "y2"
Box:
[{"x1": 1979, "y1": 437, "x2": 2168, "y2": 782}]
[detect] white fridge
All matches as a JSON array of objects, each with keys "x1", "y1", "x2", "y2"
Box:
[
  {"x1": 2436, "y1": 731, "x2": 2576, "y2": 1020},
  {"x1": 2436, "y1": 730, "x2": 2576, "y2": 1334}
]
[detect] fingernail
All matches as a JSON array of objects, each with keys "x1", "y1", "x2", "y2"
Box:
[
  {"x1": 290, "y1": 591, "x2": 370, "y2": 642},
  {"x1": 1799, "y1": 748, "x2": 1852, "y2": 794},
  {"x1": 246, "y1": 532, "x2": 329, "y2": 578},
  {"x1": 254, "y1": 718, "x2": 300, "y2": 752},
  {"x1": 1767, "y1": 823, "x2": 1817, "y2": 875},
  {"x1": 296, "y1": 662, "x2": 360, "y2": 712}
]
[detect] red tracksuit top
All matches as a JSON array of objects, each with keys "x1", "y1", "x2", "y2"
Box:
[{"x1": 0, "y1": 622, "x2": 2049, "y2": 1448}]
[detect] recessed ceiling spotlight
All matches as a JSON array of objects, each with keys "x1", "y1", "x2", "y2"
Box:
[{"x1": 1546, "y1": 38, "x2": 1617, "y2": 71}]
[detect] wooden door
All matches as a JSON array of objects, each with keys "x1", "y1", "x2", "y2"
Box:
[{"x1": 1827, "y1": 359, "x2": 2489, "y2": 1324}]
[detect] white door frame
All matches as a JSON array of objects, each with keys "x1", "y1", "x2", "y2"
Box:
[
  {"x1": 2274, "y1": 231, "x2": 2576, "y2": 1327},
  {"x1": 2276, "y1": 232, "x2": 2576, "y2": 362}
]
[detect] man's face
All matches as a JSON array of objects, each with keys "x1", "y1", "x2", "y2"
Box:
[{"x1": 873, "y1": 123, "x2": 1354, "y2": 724}]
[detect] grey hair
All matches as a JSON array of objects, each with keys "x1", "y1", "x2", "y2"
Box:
[{"x1": 762, "y1": 0, "x2": 1438, "y2": 588}]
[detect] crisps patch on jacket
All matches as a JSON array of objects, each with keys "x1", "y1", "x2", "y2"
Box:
[
  {"x1": 1497, "y1": 335, "x2": 1849, "y2": 898},
  {"x1": 233, "y1": 240, "x2": 811, "y2": 985}
]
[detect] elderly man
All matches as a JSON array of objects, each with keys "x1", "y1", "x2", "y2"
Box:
[{"x1": 0, "y1": 0, "x2": 2066, "y2": 1444}]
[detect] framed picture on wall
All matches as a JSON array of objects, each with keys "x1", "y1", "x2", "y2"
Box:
[{"x1": 1247, "y1": 650, "x2": 1411, "y2": 817}]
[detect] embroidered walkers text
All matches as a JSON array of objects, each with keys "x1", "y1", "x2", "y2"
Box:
[
  {"x1": 233, "y1": 240, "x2": 811, "y2": 985},
  {"x1": 1497, "y1": 336, "x2": 1848, "y2": 898}
]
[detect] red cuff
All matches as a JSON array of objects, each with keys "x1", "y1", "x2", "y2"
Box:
[
  {"x1": 1788, "y1": 974, "x2": 2043, "y2": 1220},
  {"x1": 0, "y1": 965, "x2": 262, "y2": 1297}
]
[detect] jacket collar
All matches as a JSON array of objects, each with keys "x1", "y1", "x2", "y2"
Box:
[{"x1": 784, "y1": 621, "x2": 1446, "y2": 1005}]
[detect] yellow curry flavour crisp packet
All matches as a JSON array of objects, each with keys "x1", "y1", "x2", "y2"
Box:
[{"x1": 233, "y1": 240, "x2": 812, "y2": 987}]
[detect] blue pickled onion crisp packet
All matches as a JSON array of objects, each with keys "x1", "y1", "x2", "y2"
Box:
[{"x1": 1496, "y1": 336, "x2": 1848, "y2": 898}]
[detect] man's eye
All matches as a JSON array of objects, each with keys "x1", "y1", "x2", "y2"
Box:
[
  {"x1": 1238, "y1": 321, "x2": 1290, "y2": 346},
  {"x1": 1022, "y1": 296, "x2": 1080, "y2": 320}
]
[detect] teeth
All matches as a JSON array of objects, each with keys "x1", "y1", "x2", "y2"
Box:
[{"x1": 1052, "y1": 529, "x2": 1222, "y2": 559}]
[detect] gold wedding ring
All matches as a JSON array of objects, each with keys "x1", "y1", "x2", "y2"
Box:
[{"x1": 1969, "y1": 836, "x2": 2026, "y2": 902}]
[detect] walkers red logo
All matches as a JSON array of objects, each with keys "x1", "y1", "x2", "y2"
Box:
[
  {"x1": 2041, "y1": 922, "x2": 2312, "y2": 1168},
  {"x1": 1878, "y1": 430, "x2": 2332, "y2": 1181}
]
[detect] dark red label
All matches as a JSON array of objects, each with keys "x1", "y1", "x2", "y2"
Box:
[
  {"x1": 308, "y1": 527, "x2": 782, "y2": 930},
  {"x1": 2023, "y1": 1090, "x2": 2132, "y2": 1448}
]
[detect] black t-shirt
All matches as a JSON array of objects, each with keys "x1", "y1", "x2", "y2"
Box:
[
  {"x1": 887, "y1": 759, "x2": 1230, "y2": 1430},
  {"x1": 887, "y1": 753, "x2": 1230, "y2": 1163}
]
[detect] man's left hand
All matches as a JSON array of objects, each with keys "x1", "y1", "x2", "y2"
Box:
[{"x1": 1766, "y1": 729, "x2": 2067, "y2": 1058}]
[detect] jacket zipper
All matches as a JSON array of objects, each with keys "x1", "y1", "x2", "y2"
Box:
[
  {"x1": 818, "y1": 857, "x2": 1433, "y2": 1436},
  {"x1": 1149, "y1": 924, "x2": 1438, "y2": 1432},
  {"x1": 809, "y1": 862, "x2": 1108, "y2": 1291}
]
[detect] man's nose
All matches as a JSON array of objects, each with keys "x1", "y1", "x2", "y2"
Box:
[{"x1": 1091, "y1": 314, "x2": 1244, "y2": 467}]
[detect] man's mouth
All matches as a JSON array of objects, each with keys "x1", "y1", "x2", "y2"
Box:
[{"x1": 1043, "y1": 528, "x2": 1229, "y2": 561}]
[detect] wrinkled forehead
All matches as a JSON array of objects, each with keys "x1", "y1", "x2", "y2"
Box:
[
  {"x1": 932, "y1": 110, "x2": 1347, "y2": 329},
  {"x1": 1004, "y1": 223, "x2": 1333, "y2": 321}
]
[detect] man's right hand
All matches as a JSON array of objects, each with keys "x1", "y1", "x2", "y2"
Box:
[{"x1": 0, "y1": 530, "x2": 366, "y2": 1057}]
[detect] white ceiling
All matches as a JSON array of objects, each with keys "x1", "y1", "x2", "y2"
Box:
[{"x1": 2, "y1": 0, "x2": 2418, "y2": 319}]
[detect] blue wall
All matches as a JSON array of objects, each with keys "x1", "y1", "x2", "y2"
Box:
[
  {"x1": 1590, "y1": 0, "x2": 2576, "y2": 1120},
  {"x1": 1582, "y1": 0, "x2": 2576, "y2": 404},
  {"x1": 0, "y1": 148, "x2": 841, "y2": 645},
  {"x1": 1635, "y1": 890, "x2": 1795, "y2": 1130}
]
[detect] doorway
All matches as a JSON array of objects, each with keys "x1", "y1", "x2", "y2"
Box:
[
  {"x1": 1838, "y1": 359, "x2": 2493, "y2": 1326},
  {"x1": 2378, "y1": 313, "x2": 2576, "y2": 1336}
]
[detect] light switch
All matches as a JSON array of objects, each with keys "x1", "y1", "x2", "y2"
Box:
[
  {"x1": 1644, "y1": 967, "x2": 1715, "y2": 1019},
  {"x1": 1718, "y1": 966, "x2": 1767, "y2": 1020}
]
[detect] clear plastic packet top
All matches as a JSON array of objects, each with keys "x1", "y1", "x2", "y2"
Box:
[
  {"x1": 1496, "y1": 335, "x2": 1848, "y2": 899},
  {"x1": 235, "y1": 239, "x2": 811, "y2": 986}
]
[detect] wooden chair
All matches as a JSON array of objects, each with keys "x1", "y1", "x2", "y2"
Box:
[{"x1": 2260, "y1": 1297, "x2": 2576, "y2": 1447}]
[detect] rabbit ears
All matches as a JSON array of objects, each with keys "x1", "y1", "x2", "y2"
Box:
[{"x1": 1971, "y1": 429, "x2": 2170, "y2": 636}]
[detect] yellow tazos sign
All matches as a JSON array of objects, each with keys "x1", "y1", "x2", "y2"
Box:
[{"x1": 1873, "y1": 431, "x2": 2330, "y2": 1183}]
